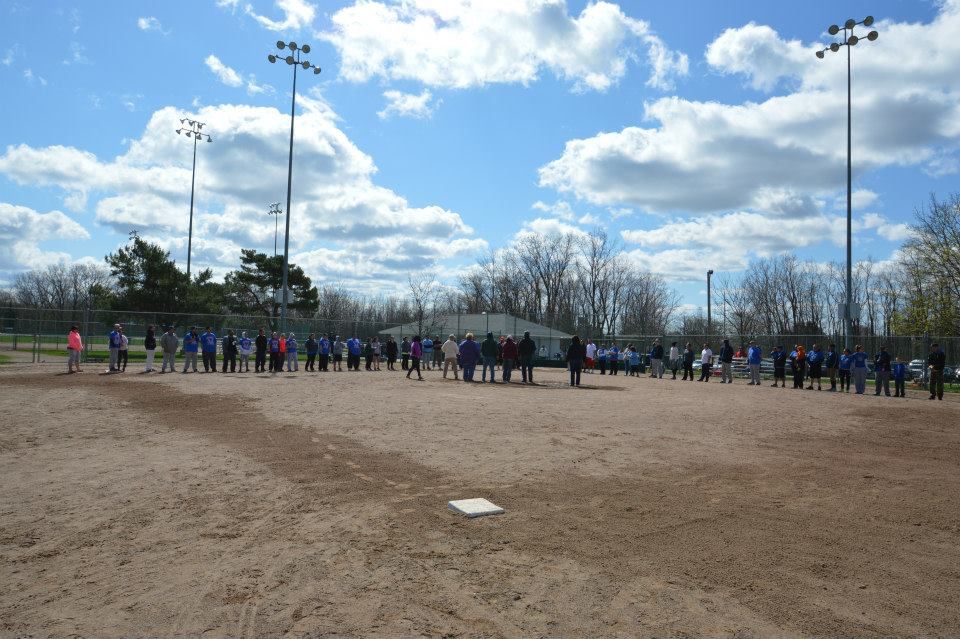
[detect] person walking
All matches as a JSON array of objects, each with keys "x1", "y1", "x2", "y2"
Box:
[
  {"x1": 501, "y1": 335, "x2": 518, "y2": 382},
  {"x1": 441, "y1": 334, "x2": 460, "y2": 380},
  {"x1": 108, "y1": 324, "x2": 122, "y2": 372},
  {"x1": 698, "y1": 343, "x2": 713, "y2": 381},
  {"x1": 160, "y1": 326, "x2": 178, "y2": 373},
  {"x1": 200, "y1": 326, "x2": 217, "y2": 373},
  {"x1": 851, "y1": 345, "x2": 869, "y2": 394},
  {"x1": 718, "y1": 339, "x2": 734, "y2": 384},
  {"x1": 566, "y1": 335, "x2": 586, "y2": 387},
  {"x1": 386, "y1": 336, "x2": 398, "y2": 371},
  {"x1": 67, "y1": 325, "x2": 84, "y2": 373},
  {"x1": 305, "y1": 333, "x2": 318, "y2": 371},
  {"x1": 746, "y1": 340, "x2": 762, "y2": 386},
  {"x1": 406, "y1": 335, "x2": 424, "y2": 380},
  {"x1": 608, "y1": 343, "x2": 620, "y2": 376},
  {"x1": 682, "y1": 342, "x2": 695, "y2": 381},
  {"x1": 481, "y1": 332, "x2": 499, "y2": 383},
  {"x1": 518, "y1": 331, "x2": 536, "y2": 384},
  {"x1": 238, "y1": 331, "x2": 253, "y2": 372},
  {"x1": 319, "y1": 333, "x2": 331, "y2": 371},
  {"x1": 255, "y1": 328, "x2": 267, "y2": 373},
  {"x1": 459, "y1": 333, "x2": 481, "y2": 382},
  {"x1": 268, "y1": 332, "x2": 281, "y2": 374},
  {"x1": 668, "y1": 342, "x2": 680, "y2": 380},
  {"x1": 221, "y1": 329, "x2": 238, "y2": 373},
  {"x1": 771, "y1": 345, "x2": 787, "y2": 387},
  {"x1": 182, "y1": 326, "x2": 199, "y2": 373},
  {"x1": 649, "y1": 339, "x2": 664, "y2": 379},
  {"x1": 824, "y1": 343, "x2": 839, "y2": 392},
  {"x1": 838, "y1": 348, "x2": 853, "y2": 392},
  {"x1": 893, "y1": 357, "x2": 907, "y2": 398},
  {"x1": 143, "y1": 325, "x2": 157, "y2": 373},
  {"x1": 285, "y1": 333, "x2": 299, "y2": 372},
  {"x1": 118, "y1": 327, "x2": 129, "y2": 372},
  {"x1": 400, "y1": 336, "x2": 410, "y2": 370},
  {"x1": 927, "y1": 342, "x2": 946, "y2": 401},
  {"x1": 873, "y1": 345, "x2": 892, "y2": 397},
  {"x1": 331, "y1": 335, "x2": 344, "y2": 371},
  {"x1": 806, "y1": 344, "x2": 824, "y2": 391}
]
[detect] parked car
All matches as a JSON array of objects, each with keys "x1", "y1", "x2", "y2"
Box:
[{"x1": 944, "y1": 366, "x2": 956, "y2": 383}]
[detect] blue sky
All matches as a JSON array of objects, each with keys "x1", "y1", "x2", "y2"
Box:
[{"x1": 1, "y1": 0, "x2": 957, "y2": 312}]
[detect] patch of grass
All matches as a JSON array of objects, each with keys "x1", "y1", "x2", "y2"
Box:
[{"x1": 0, "y1": 354, "x2": 11, "y2": 364}]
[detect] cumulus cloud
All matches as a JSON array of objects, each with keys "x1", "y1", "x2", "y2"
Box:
[
  {"x1": 204, "y1": 55, "x2": 274, "y2": 95},
  {"x1": 137, "y1": 16, "x2": 168, "y2": 34},
  {"x1": 0, "y1": 102, "x2": 484, "y2": 290},
  {"x1": 539, "y1": 4, "x2": 960, "y2": 215},
  {"x1": 247, "y1": 0, "x2": 316, "y2": 31},
  {"x1": 377, "y1": 89, "x2": 437, "y2": 120},
  {"x1": 0, "y1": 203, "x2": 89, "y2": 274},
  {"x1": 860, "y1": 212, "x2": 911, "y2": 242},
  {"x1": 321, "y1": 0, "x2": 688, "y2": 92}
]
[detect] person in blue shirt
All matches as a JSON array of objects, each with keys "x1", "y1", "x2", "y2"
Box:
[
  {"x1": 824, "y1": 343, "x2": 839, "y2": 391},
  {"x1": 597, "y1": 346, "x2": 607, "y2": 375},
  {"x1": 806, "y1": 344, "x2": 824, "y2": 391},
  {"x1": 838, "y1": 348, "x2": 853, "y2": 392},
  {"x1": 892, "y1": 356, "x2": 908, "y2": 398},
  {"x1": 628, "y1": 346, "x2": 641, "y2": 376},
  {"x1": 770, "y1": 345, "x2": 787, "y2": 388},
  {"x1": 319, "y1": 334, "x2": 331, "y2": 371},
  {"x1": 346, "y1": 336, "x2": 362, "y2": 371},
  {"x1": 200, "y1": 326, "x2": 217, "y2": 373},
  {"x1": 238, "y1": 331, "x2": 253, "y2": 372},
  {"x1": 107, "y1": 323, "x2": 122, "y2": 372},
  {"x1": 182, "y1": 326, "x2": 199, "y2": 373},
  {"x1": 851, "y1": 344, "x2": 869, "y2": 394},
  {"x1": 608, "y1": 344, "x2": 620, "y2": 376},
  {"x1": 746, "y1": 340, "x2": 762, "y2": 386},
  {"x1": 305, "y1": 333, "x2": 318, "y2": 371},
  {"x1": 268, "y1": 332, "x2": 281, "y2": 373},
  {"x1": 285, "y1": 333, "x2": 299, "y2": 372},
  {"x1": 421, "y1": 336, "x2": 434, "y2": 371}
]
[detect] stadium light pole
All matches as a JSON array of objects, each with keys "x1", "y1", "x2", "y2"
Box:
[
  {"x1": 267, "y1": 40, "x2": 321, "y2": 333},
  {"x1": 706, "y1": 270, "x2": 714, "y2": 337},
  {"x1": 174, "y1": 118, "x2": 212, "y2": 278},
  {"x1": 816, "y1": 16, "x2": 879, "y2": 350},
  {"x1": 267, "y1": 201, "x2": 282, "y2": 256}
]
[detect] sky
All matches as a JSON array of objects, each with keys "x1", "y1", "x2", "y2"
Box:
[{"x1": 1, "y1": 0, "x2": 958, "y2": 313}]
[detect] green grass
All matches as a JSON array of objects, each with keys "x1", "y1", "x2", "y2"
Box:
[{"x1": 0, "y1": 354, "x2": 11, "y2": 364}]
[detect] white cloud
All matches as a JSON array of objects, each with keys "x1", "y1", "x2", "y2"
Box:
[
  {"x1": 578, "y1": 213, "x2": 602, "y2": 226},
  {"x1": 2, "y1": 44, "x2": 19, "y2": 66},
  {"x1": 539, "y1": 4, "x2": 960, "y2": 216},
  {"x1": 62, "y1": 42, "x2": 90, "y2": 65},
  {"x1": 204, "y1": 54, "x2": 274, "y2": 95},
  {"x1": 0, "y1": 103, "x2": 484, "y2": 291},
  {"x1": 137, "y1": 16, "x2": 168, "y2": 34},
  {"x1": 377, "y1": 89, "x2": 437, "y2": 120},
  {"x1": 531, "y1": 200, "x2": 575, "y2": 221},
  {"x1": 321, "y1": 0, "x2": 687, "y2": 92},
  {"x1": 23, "y1": 68, "x2": 47, "y2": 86},
  {"x1": 0, "y1": 203, "x2": 89, "y2": 274},
  {"x1": 860, "y1": 213, "x2": 911, "y2": 242},
  {"x1": 247, "y1": 0, "x2": 316, "y2": 32}
]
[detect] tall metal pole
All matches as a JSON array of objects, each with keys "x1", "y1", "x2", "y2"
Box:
[
  {"x1": 281, "y1": 61, "x2": 297, "y2": 333},
  {"x1": 706, "y1": 270, "x2": 714, "y2": 337},
  {"x1": 187, "y1": 134, "x2": 197, "y2": 278},
  {"x1": 845, "y1": 29, "x2": 853, "y2": 351}
]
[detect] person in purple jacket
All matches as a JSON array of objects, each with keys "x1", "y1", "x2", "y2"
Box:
[
  {"x1": 406, "y1": 335, "x2": 424, "y2": 380},
  {"x1": 458, "y1": 332, "x2": 481, "y2": 382}
]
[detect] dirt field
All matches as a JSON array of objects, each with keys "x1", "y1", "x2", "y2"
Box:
[{"x1": 1, "y1": 363, "x2": 958, "y2": 639}]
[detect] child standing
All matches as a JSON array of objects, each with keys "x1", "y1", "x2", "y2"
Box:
[
  {"x1": 67, "y1": 325, "x2": 84, "y2": 373},
  {"x1": 893, "y1": 357, "x2": 908, "y2": 398},
  {"x1": 838, "y1": 348, "x2": 853, "y2": 392}
]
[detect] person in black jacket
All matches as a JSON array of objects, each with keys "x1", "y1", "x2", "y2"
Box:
[
  {"x1": 649, "y1": 340, "x2": 664, "y2": 379},
  {"x1": 681, "y1": 342, "x2": 695, "y2": 381},
  {"x1": 566, "y1": 335, "x2": 586, "y2": 387},
  {"x1": 221, "y1": 329, "x2": 238, "y2": 373},
  {"x1": 255, "y1": 328, "x2": 268, "y2": 373},
  {"x1": 824, "y1": 343, "x2": 839, "y2": 391},
  {"x1": 873, "y1": 345, "x2": 892, "y2": 396},
  {"x1": 143, "y1": 325, "x2": 157, "y2": 373},
  {"x1": 771, "y1": 346, "x2": 787, "y2": 388},
  {"x1": 927, "y1": 343, "x2": 946, "y2": 400},
  {"x1": 385, "y1": 336, "x2": 398, "y2": 371},
  {"x1": 517, "y1": 331, "x2": 536, "y2": 384},
  {"x1": 718, "y1": 339, "x2": 735, "y2": 384}
]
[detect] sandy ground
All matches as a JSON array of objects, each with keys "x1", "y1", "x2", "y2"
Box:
[{"x1": 1, "y1": 362, "x2": 958, "y2": 639}]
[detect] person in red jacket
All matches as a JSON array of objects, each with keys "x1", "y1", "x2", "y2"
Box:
[{"x1": 501, "y1": 335, "x2": 519, "y2": 382}]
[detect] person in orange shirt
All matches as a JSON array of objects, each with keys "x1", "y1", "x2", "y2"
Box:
[
  {"x1": 277, "y1": 333, "x2": 287, "y2": 373},
  {"x1": 67, "y1": 325, "x2": 83, "y2": 373}
]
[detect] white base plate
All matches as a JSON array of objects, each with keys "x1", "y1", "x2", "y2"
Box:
[{"x1": 447, "y1": 498, "x2": 505, "y2": 518}]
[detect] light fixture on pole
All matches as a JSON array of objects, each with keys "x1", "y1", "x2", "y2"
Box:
[
  {"x1": 267, "y1": 202, "x2": 282, "y2": 257},
  {"x1": 174, "y1": 118, "x2": 213, "y2": 278},
  {"x1": 706, "y1": 270, "x2": 714, "y2": 337},
  {"x1": 816, "y1": 16, "x2": 878, "y2": 350},
  {"x1": 267, "y1": 40, "x2": 321, "y2": 333}
]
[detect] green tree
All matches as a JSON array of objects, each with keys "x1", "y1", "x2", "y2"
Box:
[{"x1": 223, "y1": 249, "x2": 319, "y2": 322}]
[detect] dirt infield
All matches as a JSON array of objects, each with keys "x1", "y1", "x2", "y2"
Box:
[{"x1": 1, "y1": 364, "x2": 958, "y2": 638}]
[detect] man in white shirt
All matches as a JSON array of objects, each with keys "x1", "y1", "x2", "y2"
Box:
[
  {"x1": 441, "y1": 334, "x2": 460, "y2": 380},
  {"x1": 585, "y1": 339, "x2": 597, "y2": 373},
  {"x1": 668, "y1": 341, "x2": 680, "y2": 379},
  {"x1": 699, "y1": 343, "x2": 714, "y2": 382}
]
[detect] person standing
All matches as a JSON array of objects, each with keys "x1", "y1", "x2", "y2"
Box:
[
  {"x1": 481, "y1": 332, "x2": 498, "y2": 383},
  {"x1": 118, "y1": 327, "x2": 129, "y2": 372},
  {"x1": 421, "y1": 336, "x2": 434, "y2": 371},
  {"x1": 874, "y1": 345, "x2": 892, "y2": 397},
  {"x1": 255, "y1": 328, "x2": 268, "y2": 373},
  {"x1": 406, "y1": 335, "x2": 424, "y2": 380},
  {"x1": 698, "y1": 343, "x2": 713, "y2": 381},
  {"x1": 608, "y1": 343, "x2": 620, "y2": 376},
  {"x1": 927, "y1": 342, "x2": 946, "y2": 401},
  {"x1": 566, "y1": 335, "x2": 585, "y2": 387},
  {"x1": 718, "y1": 339, "x2": 734, "y2": 384},
  {"x1": 108, "y1": 323, "x2": 122, "y2": 372},
  {"x1": 585, "y1": 339, "x2": 597, "y2": 374},
  {"x1": 278, "y1": 333, "x2": 287, "y2": 372},
  {"x1": 668, "y1": 342, "x2": 680, "y2": 380},
  {"x1": 331, "y1": 335, "x2": 344, "y2": 371},
  {"x1": 649, "y1": 339, "x2": 664, "y2": 379},
  {"x1": 824, "y1": 343, "x2": 839, "y2": 392},
  {"x1": 441, "y1": 334, "x2": 460, "y2": 380},
  {"x1": 501, "y1": 335, "x2": 518, "y2": 382},
  {"x1": 597, "y1": 345, "x2": 607, "y2": 375},
  {"x1": 200, "y1": 326, "x2": 217, "y2": 373},
  {"x1": 788, "y1": 344, "x2": 806, "y2": 389},
  {"x1": 160, "y1": 326, "x2": 178, "y2": 373},
  {"x1": 629, "y1": 346, "x2": 641, "y2": 376},
  {"x1": 268, "y1": 332, "x2": 281, "y2": 373},
  {"x1": 372, "y1": 337, "x2": 382, "y2": 371},
  {"x1": 305, "y1": 333, "x2": 318, "y2": 371},
  {"x1": 363, "y1": 338, "x2": 374, "y2": 371},
  {"x1": 851, "y1": 345, "x2": 869, "y2": 394},
  {"x1": 143, "y1": 325, "x2": 157, "y2": 373},
  {"x1": 682, "y1": 343, "x2": 695, "y2": 381},
  {"x1": 746, "y1": 341, "x2": 762, "y2": 386},
  {"x1": 771, "y1": 345, "x2": 787, "y2": 388},
  {"x1": 386, "y1": 336, "x2": 398, "y2": 371},
  {"x1": 838, "y1": 348, "x2": 853, "y2": 392},
  {"x1": 459, "y1": 332, "x2": 481, "y2": 382},
  {"x1": 182, "y1": 326, "x2": 199, "y2": 373},
  {"x1": 400, "y1": 336, "x2": 410, "y2": 370},
  {"x1": 285, "y1": 333, "x2": 299, "y2": 372},
  {"x1": 239, "y1": 331, "x2": 253, "y2": 372},
  {"x1": 893, "y1": 357, "x2": 908, "y2": 398},
  {"x1": 347, "y1": 335, "x2": 362, "y2": 371},
  {"x1": 220, "y1": 329, "x2": 238, "y2": 373},
  {"x1": 319, "y1": 333, "x2": 331, "y2": 371},
  {"x1": 67, "y1": 325, "x2": 84, "y2": 373},
  {"x1": 806, "y1": 344, "x2": 824, "y2": 391},
  {"x1": 517, "y1": 331, "x2": 536, "y2": 384}
]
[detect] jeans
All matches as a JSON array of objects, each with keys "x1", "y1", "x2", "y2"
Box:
[
  {"x1": 202, "y1": 351, "x2": 216, "y2": 372},
  {"x1": 682, "y1": 362, "x2": 694, "y2": 380},
  {"x1": 874, "y1": 370, "x2": 890, "y2": 395},
  {"x1": 519, "y1": 356, "x2": 534, "y2": 383},
  {"x1": 609, "y1": 360, "x2": 618, "y2": 375},
  {"x1": 162, "y1": 351, "x2": 176, "y2": 372},
  {"x1": 838, "y1": 369, "x2": 850, "y2": 391},
  {"x1": 119, "y1": 350, "x2": 128, "y2": 371},
  {"x1": 482, "y1": 356, "x2": 497, "y2": 382},
  {"x1": 929, "y1": 369, "x2": 944, "y2": 399},
  {"x1": 749, "y1": 364, "x2": 760, "y2": 385},
  {"x1": 598, "y1": 360, "x2": 606, "y2": 375},
  {"x1": 853, "y1": 367, "x2": 868, "y2": 394},
  {"x1": 239, "y1": 353, "x2": 250, "y2": 371},
  {"x1": 463, "y1": 363, "x2": 476, "y2": 381},
  {"x1": 222, "y1": 352, "x2": 236, "y2": 372},
  {"x1": 569, "y1": 362, "x2": 582, "y2": 386},
  {"x1": 287, "y1": 352, "x2": 299, "y2": 371},
  {"x1": 319, "y1": 354, "x2": 329, "y2": 371},
  {"x1": 502, "y1": 358, "x2": 514, "y2": 382},
  {"x1": 895, "y1": 378, "x2": 906, "y2": 397},
  {"x1": 306, "y1": 353, "x2": 316, "y2": 370},
  {"x1": 401, "y1": 354, "x2": 409, "y2": 370},
  {"x1": 698, "y1": 363, "x2": 712, "y2": 381},
  {"x1": 255, "y1": 351, "x2": 266, "y2": 372}
]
